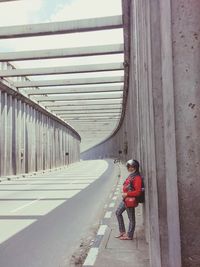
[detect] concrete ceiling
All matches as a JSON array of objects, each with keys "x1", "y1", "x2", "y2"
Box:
[{"x1": 0, "y1": 1, "x2": 129, "y2": 152}]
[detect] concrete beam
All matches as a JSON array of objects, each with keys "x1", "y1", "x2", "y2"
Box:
[
  {"x1": 36, "y1": 92, "x2": 123, "y2": 102},
  {"x1": 0, "y1": 62, "x2": 124, "y2": 77},
  {"x1": 42, "y1": 99, "x2": 122, "y2": 106},
  {"x1": 33, "y1": 91, "x2": 123, "y2": 101},
  {"x1": 69, "y1": 128, "x2": 115, "y2": 131},
  {"x1": 0, "y1": 16, "x2": 122, "y2": 39},
  {"x1": 74, "y1": 122, "x2": 117, "y2": 124},
  {"x1": 79, "y1": 131, "x2": 112, "y2": 133},
  {"x1": 25, "y1": 84, "x2": 123, "y2": 95},
  {"x1": 66, "y1": 125, "x2": 116, "y2": 130},
  {"x1": 74, "y1": 129, "x2": 115, "y2": 133},
  {"x1": 59, "y1": 112, "x2": 120, "y2": 117},
  {"x1": 49, "y1": 105, "x2": 122, "y2": 111},
  {"x1": 65, "y1": 117, "x2": 119, "y2": 121},
  {"x1": 14, "y1": 76, "x2": 124, "y2": 88},
  {"x1": 0, "y1": 44, "x2": 124, "y2": 61},
  {"x1": 65, "y1": 123, "x2": 118, "y2": 129},
  {"x1": 61, "y1": 118, "x2": 120, "y2": 121},
  {"x1": 64, "y1": 120, "x2": 119, "y2": 124},
  {"x1": 49, "y1": 105, "x2": 121, "y2": 111},
  {"x1": 55, "y1": 110, "x2": 121, "y2": 114}
]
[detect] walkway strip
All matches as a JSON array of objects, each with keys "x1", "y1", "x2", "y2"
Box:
[
  {"x1": 83, "y1": 176, "x2": 121, "y2": 266},
  {"x1": 83, "y1": 248, "x2": 99, "y2": 266},
  {"x1": 97, "y1": 225, "x2": 107, "y2": 236}
]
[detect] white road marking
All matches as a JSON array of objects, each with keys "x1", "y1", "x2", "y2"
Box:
[
  {"x1": 97, "y1": 225, "x2": 107, "y2": 236},
  {"x1": 104, "y1": 211, "x2": 112, "y2": 218},
  {"x1": 83, "y1": 248, "x2": 99, "y2": 266},
  {"x1": 112, "y1": 196, "x2": 117, "y2": 200},
  {"x1": 10, "y1": 197, "x2": 45, "y2": 213},
  {"x1": 109, "y1": 202, "x2": 115, "y2": 208}
]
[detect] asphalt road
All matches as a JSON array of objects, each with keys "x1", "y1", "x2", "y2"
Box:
[{"x1": 0, "y1": 159, "x2": 118, "y2": 267}]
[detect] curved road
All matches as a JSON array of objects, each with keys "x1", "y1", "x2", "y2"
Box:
[{"x1": 0, "y1": 159, "x2": 119, "y2": 267}]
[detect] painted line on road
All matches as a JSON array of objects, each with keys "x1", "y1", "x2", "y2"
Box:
[
  {"x1": 97, "y1": 225, "x2": 107, "y2": 235},
  {"x1": 83, "y1": 225, "x2": 107, "y2": 266},
  {"x1": 83, "y1": 248, "x2": 99, "y2": 266},
  {"x1": 10, "y1": 197, "x2": 45, "y2": 213},
  {"x1": 109, "y1": 202, "x2": 115, "y2": 208},
  {"x1": 104, "y1": 211, "x2": 112, "y2": 218}
]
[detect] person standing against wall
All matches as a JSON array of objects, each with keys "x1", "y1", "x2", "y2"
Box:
[{"x1": 115, "y1": 159, "x2": 142, "y2": 240}]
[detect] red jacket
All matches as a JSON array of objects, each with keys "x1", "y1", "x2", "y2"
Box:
[{"x1": 123, "y1": 175, "x2": 142, "y2": 197}]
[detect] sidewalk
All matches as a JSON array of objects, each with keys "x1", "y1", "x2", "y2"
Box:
[{"x1": 83, "y1": 163, "x2": 150, "y2": 267}]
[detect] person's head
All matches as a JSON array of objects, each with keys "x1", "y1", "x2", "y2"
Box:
[{"x1": 126, "y1": 159, "x2": 140, "y2": 173}]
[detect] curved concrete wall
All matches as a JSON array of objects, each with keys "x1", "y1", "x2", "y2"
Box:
[
  {"x1": 0, "y1": 82, "x2": 80, "y2": 177},
  {"x1": 81, "y1": 1, "x2": 200, "y2": 267}
]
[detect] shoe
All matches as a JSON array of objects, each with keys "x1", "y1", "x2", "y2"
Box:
[
  {"x1": 119, "y1": 235, "x2": 133, "y2": 240},
  {"x1": 114, "y1": 232, "x2": 126, "y2": 238}
]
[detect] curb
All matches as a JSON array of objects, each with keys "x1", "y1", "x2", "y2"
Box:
[{"x1": 82, "y1": 167, "x2": 122, "y2": 266}]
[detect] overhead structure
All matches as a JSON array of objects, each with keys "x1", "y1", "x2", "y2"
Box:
[
  {"x1": 0, "y1": 63, "x2": 123, "y2": 77},
  {"x1": 12, "y1": 76, "x2": 124, "y2": 88},
  {"x1": 0, "y1": 15, "x2": 122, "y2": 39},
  {"x1": 0, "y1": 9, "x2": 128, "y2": 151},
  {"x1": 0, "y1": 44, "x2": 123, "y2": 61},
  {"x1": 0, "y1": 0, "x2": 20, "y2": 2}
]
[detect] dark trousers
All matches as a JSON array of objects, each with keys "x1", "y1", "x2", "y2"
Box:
[{"x1": 115, "y1": 201, "x2": 136, "y2": 239}]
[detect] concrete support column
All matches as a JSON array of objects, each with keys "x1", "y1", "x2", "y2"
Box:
[
  {"x1": 12, "y1": 98, "x2": 17, "y2": 175},
  {"x1": 42, "y1": 115, "x2": 46, "y2": 170},
  {"x1": 46, "y1": 117, "x2": 50, "y2": 169},
  {"x1": 65, "y1": 129, "x2": 69, "y2": 165},
  {"x1": 21, "y1": 102, "x2": 26, "y2": 174},
  {"x1": 62, "y1": 128, "x2": 65, "y2": 166},
  {"x1": 35, "y1": 110, "x2": 39, "y2": 171},
  {"x1": 158, "y1": 1, "x2": 182, "y2": 266},
  {"x1": 171, "y1": 0, "x2": 200, "y2": 266},
  {"x1": 16, "y1": 100, "x2": 22, "y2": 174},
  {"x1": 39, "y1": 113, "x2": 43, "y2": 171},
  {"x1": 36, "y1": 112, "x2": 39, "y2": 171},
  {"x1": 32, "y1": 108, "x2": 36, "y2": 172},
  {"x1": 147, "y1": 0, "x2": 169, "y2": 266},
  {"x1": 25, "y1": 104, "x2": 30, "y2": 173},
  {"x1": 68, "y1": 134, "x2": 71, "y2": 165},
  {"x1": 7, "y1": 95, "x2": 12, "y2": 175}
]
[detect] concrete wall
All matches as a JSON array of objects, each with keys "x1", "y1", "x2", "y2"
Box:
[
  {"x1": 81, "y1": 0, "x2": 200, "y2": 266},
  {"x1": 171, "y1": 1, "x2": 200, "y2": 266},
  {"x1": 0, "y1": 81, "x2": 80, "y2": 177}
]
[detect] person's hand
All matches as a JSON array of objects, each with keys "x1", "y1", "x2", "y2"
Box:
[{"x1": 122, "y1": 193, "x2": 127, "y2": 199}]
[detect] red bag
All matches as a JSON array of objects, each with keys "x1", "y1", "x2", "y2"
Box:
[{"x1": 124, "y1": 197, "x2": 138, "y2": 208}]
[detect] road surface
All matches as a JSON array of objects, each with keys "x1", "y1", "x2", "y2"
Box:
[{"x1": 0, "y1": 159, "x2": 118, "y2": 267}]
